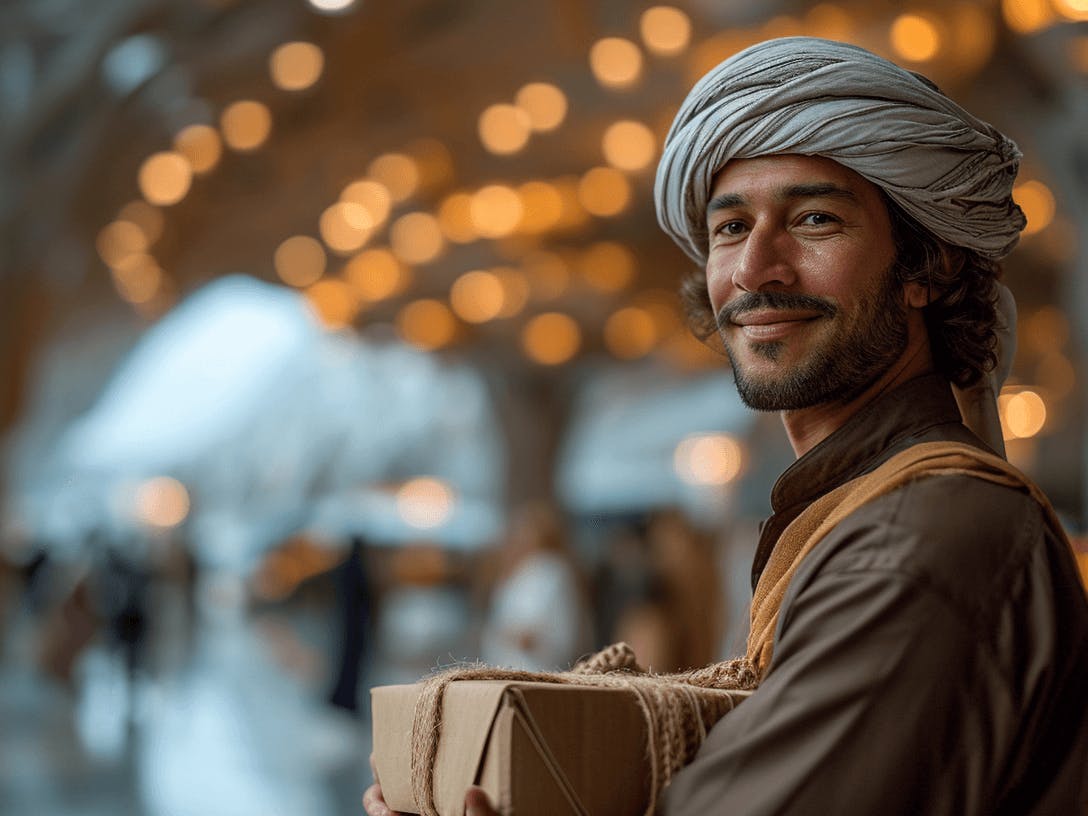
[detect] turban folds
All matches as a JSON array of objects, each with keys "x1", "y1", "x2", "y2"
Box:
[{"x1": 654, "y1": 37, "x2": 1026, "y2": 266}]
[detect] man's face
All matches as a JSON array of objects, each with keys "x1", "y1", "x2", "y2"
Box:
[{"x1": 704, "y1": 154, "x2": 908, "y2": 411}]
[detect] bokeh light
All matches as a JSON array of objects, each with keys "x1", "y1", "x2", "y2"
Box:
[
  {"x1": 521, "y1": 312, "x2": 581, "y2": 365},
  {"x1": 516, "y1": 181, "x2": 564, "y2": 234},
  {"x1": 1015, "y1": 180, "x2": 1056, "y2": 236},
  {"x1": 577, "y1": 167, "x2": 631, "y2": 216},
  {"x1": 396, "y1": 477, "x2": 455, "y2": 529},
  {"x1": 134, "y1": 477, "x2": 190, "y2": 528},
  {"x1": 604, "y1": 306, "x2": 659, "y2": 359},
  {"x1": 578, "y1": 241, "x2": 637, "y2": 292},
  {"x1": 674, "y1": 434, "x2": 744, "y2": 486},
  {"x1": 269, "y1": 41, "x2": 324, "y2": 91},
  {"x1": 602, "y1": 120, "x2": 657, "y2": 171},
  {"x1": 111, "y1": 254, "x2": 163, "y2": 304},
  {"x1": 494, "y1": 267, "x2": 532, "y2": 318},
  {"x1": 396, "y1": 299, "x2": 457, "y2": 350},
  {"x1": 589, "y1": 37, "x2": 643, "y2": 89},
  {"x1": 319, "y1": 201, "x2": 373, "y2": 254},
  {"x1": 389, "y1": 212, "x2": 444, "y2": 264},
  {"x1": 514, "y1": 82, "x2": 568, "y2": 132},
  {"x1": 522, "y1": 251, "x2": 571, "y2": 300},
  {"x1": 478, "y1": 103, "x2": 532, "y2": 155},
  {"x1": 437, "y1": 192, "x2": 478, "y2": 243},
  {"x1": 138, "y1": 151, "x2": 192, "y2": 206},
  {"x1": 1000, "y1": 390, "x2": 1047, "y2": 439},
  {"x1": 470, "y1": 184, "x2": 523, "y2": 238},
  {"x1": 1020, "y1": 305, "x2": 1070, "y2": 354},
  {"x1": 450, "y1": 270, "x2": 505, "y2": 323},
  {"x1": 96, "y1": 220, "x2": 148, "y2": 268},
  {"x1": 220, "y1": 100, "x2": 272, "y2": 151},
  {"x1": 340, "y1": 179, "x2": 392, "y2": 228},
  {"x1": 307, "y1": 0, "x2": 356, "y2": 13},
  {"x1": 804, "y1": 4, "x2": 856, "y2": 40},
  {"x1": 639, "y1": 6, "x2": 692, "y2": 56},
  {"x1": 1053, "y1": 0, "x2": 1088, "y2": 21},
  {"x1": 342, "y1": 248, "x2": 410, "y2": 302},
  {"x1": 1001, "y1": 0, "x2": 1055, "y2": 33},
  {"x1": 117, "y1": 201, "x2": 164, "y2": 246},
  {"x1": 274, "y1": 235, "x2": 326, "y2": 288},
  {"x1": 368, "y1": 153, "x2": 419, "y2": 203},
  {"x1": 890, "y1": 14, "x2": 941, "y2": 62},
  {"x1": 305, "y1": 278, "x2": 358, "y2": 330},
  {"x1": 174, "y1": 124, "x2": 222, "y2": 174}
]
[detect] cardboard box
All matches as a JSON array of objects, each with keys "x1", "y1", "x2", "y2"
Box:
[{"x1": 372, "y1": 680, "x2": 656, "y2": 816}]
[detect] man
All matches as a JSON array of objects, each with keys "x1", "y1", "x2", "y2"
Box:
[{"x1": 365, "y1": 37, "x2": 1088, "y2": 816}]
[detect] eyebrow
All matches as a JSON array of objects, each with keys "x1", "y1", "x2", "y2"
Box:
[{"x1": 706, "y1": 182, "x2": 860, "y2": 215}]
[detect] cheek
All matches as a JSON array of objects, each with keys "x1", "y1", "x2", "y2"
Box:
[{"x1": 704, "y1": 261, "x2": 733, "y2": 314}]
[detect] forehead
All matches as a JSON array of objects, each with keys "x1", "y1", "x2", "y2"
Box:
[{"x1": 708, "y1": 154, "x2": 887, "y2": 206}]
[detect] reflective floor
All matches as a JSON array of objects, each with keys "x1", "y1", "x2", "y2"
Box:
[{"x1": 0, "y1": 576, "x2": 377, "y2": 816}]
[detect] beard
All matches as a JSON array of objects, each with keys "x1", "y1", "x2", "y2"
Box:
[{"x1": 718, "y1": 267, "x2": 908, "y2": 411}]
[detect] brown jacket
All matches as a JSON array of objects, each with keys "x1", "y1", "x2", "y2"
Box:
[{"x1": 666, "y1": 374, "x2": 1088, "y2": 815}]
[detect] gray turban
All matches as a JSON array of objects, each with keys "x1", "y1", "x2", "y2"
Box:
[{"x1": 654, "y1": 37, "x2": 1026, "y2": 266}]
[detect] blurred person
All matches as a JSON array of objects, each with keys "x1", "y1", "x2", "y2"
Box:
[
  {"x1": 366, "y1": 37, "x2": 1088, "y2": 816},
  {"x1": 478, "y1": 500, "x2": 589, "y2": 672}
]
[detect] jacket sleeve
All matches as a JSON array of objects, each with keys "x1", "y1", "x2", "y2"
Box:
[{"x1": 664, "y1": 508, "x2": 1018, "y2": 816}]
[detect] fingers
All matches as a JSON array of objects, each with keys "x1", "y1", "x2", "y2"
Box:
[
  {"x1": 362, "y1": 782, "x2": 396, "y2": 816},
  {"x1": 465, "y1": 786, "x2": 499, "y2": 816}
]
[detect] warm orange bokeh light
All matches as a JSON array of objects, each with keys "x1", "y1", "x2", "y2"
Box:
[
  {"x1": 604, "y1": 306, "x2": 659, "y2": 359},
  {"x1": 1000, "y1": 390, "x2": 1048, "y2": 440},
  {"x1": 478, "y1": 103, "x2": 532, "y2": 155},
  {"x1": 470, "y1": 184, "x2": 523, "y2": 238},
  {"x1": 396, "y1": 299, "x2": 458, "y2": 351},
  {"x1": 522, "y1": 251, "x2": 571, "y2": 300},
  {"x1": 368, "y1": 153, "x2": 419, "y2": 203},
  {"x1": 494, "y1": 267, "x2": 532, "y2": 318},
  {"x1": 602, "y1": 120, "x2": 657, "y2": 171},
  {"x1": 320, "y1": 202, "x2": 374, "y2": 254},
  {"x1": 578, "y1": 241, "x2": 637, "y2": 292},
  {"x1": 674, "y1": 434, "x2": 744, "y2": 486},
  {"x1": 589, "y1": 37, "x2": 643, "y2": 89},
  {"x1": 514, "y1": 82, "x2": 568, "y2": 132},
  {"x1": 396, "y1": 477, "x2": 456, "y2": 529},
  {"x1": 96, "y1": 220, "x2": 149, "y2": 268},
  {"x1": 639, "y1": 6, "x2": 692, "y2": 56},
  {"x1": 1002, "y1": 0, "x2": 1054, "y2": 32},
  {"x1": 341, "y1": 179, "x2": 392, "y2": 228},
  {"x1": 174, "y1": 124, "x2": 223, "y2": 174},
  {"x1": 521, "y1": 312, "x2": 581, "y2": 365},
  {"x1": 517, "y1": 181, "x2": 565, "y2": 234},
  {"x1": 111, "y1": 254, "x2": 164, "y2": 304},
  {"x1": 274, "y1": 235, "x2": 327, "y2": 287},
  {"x1": 1015, "y1": 180, "x2": 1057, "y2": 236},
  {"x1": 437, "y1": 192, "x2": 478, "y2": 244},
  {"x1": 118, "y1": 201, "x2": 164, "y2": 246},
  {"x1": 220, "y1": 100, "x2": 272, "y2": 151},
  {"x1": 134, "y1": 477, "x2": 190, "y2": 528},
  {"x1": 577, "y1": 167, "x2": 631, "y2": 216},
  {"x1": 390, "y1": 212, "x2": 444, "y2": 264},
  {"x1": 138, "y1": 151, "x2": 193, "y2": 206},
  {"x1": 269, "y1": 41, "x2": 325, "y2": 91},
  {"x1": 342, "y1": 248, "x2": 410, "y2": 302},
  {"x1": 890, "y1": 14, "x2": 941, "y2": 62},
  {"x1": 305, "y1": 278, "x2": 358, "y2": 330},
  {"x1": 450, "y1": 270, "x2": 505, "y2": 323},
  {"x1": 804, "y1": 4, "x2": 856, "y2": 40}
]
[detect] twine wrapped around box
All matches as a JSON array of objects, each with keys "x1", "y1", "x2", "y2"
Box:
[{"x1": 409, "y1": 643, "x2": 758, "y2": 816}]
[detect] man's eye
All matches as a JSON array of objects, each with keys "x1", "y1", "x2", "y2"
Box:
[
  {"x1": 714, "y1": 221, "x2": 746, "y2": 236},
  {"x1": 800, "y1": 212, "x2": 838, "y2": 226}
]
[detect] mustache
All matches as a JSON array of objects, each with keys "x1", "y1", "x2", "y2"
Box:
[{"x1": 716, "y1": 291, "x2": 837, "y2": 330}]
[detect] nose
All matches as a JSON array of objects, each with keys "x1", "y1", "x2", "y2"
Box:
[{"x1": 728, "y1": 222, "x2": 797, "y2": 294}]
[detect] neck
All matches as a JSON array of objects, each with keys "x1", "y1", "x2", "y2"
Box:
[{"x1": 780, "y1": 330, "x2": 935, "y2": 458}]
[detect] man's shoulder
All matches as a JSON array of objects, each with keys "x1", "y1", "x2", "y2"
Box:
[{"x1": 810, "y1": 472, "x2": 1050, "y2": 610}]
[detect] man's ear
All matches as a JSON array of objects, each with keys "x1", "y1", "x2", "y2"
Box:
[{"x1": 903, "y1": 281, "x2": 931, "y2": 309}]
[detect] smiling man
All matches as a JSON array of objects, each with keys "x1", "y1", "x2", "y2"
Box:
[{"x1": 364, "y1": 37, "x2": 1088, "y2": 816}]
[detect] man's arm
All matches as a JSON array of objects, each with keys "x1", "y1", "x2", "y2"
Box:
[{"x1": 665, "y1": 519, "x2": 1015, "y2": 815}]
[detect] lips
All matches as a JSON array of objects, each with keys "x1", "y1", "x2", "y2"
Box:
[{"x1": 730, "y1": 310, "x2": 823, "y2": 342}]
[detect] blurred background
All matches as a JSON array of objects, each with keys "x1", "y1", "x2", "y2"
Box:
[{"x1": 1, "y1": 0, "x2": 1086, "y2": 813}]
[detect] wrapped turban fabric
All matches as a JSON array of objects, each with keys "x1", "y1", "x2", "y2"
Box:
[
  {"x1": 654, "y1": 37, "x2": 1026, "y2": 457},
  {"x1": 654, "y1": 36, "x2": 1026, "y2": 267}
]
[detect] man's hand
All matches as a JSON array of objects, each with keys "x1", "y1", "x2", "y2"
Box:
[{"x1": 363, "y1": 755, "x2": 499, "y2": 816}]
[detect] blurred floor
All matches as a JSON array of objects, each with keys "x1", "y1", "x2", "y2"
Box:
[{"x1": 0, "y1": 577, "x2": 374, "y2": 816}]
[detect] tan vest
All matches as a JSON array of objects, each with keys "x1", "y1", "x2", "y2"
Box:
[{"x1": 745, "y1": 440, "x2": 1073, "y2": 675}]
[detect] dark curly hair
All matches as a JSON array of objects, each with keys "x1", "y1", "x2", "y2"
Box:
[{"x1": 678, "y1": 198, "x2": 1002, "y2": 388}]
